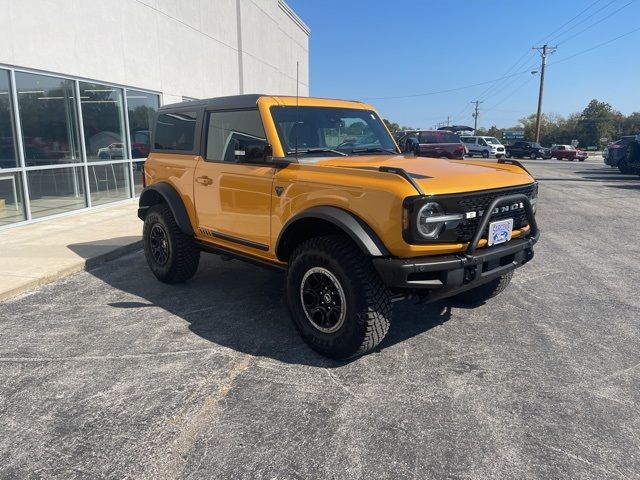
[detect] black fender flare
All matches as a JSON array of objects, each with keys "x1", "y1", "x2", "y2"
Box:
[
  {"x1": 276, "y1": 206, "x2": 390, "y2": 260},
  {"x1": 137, "y1": 183, "x2": 194, "y2": 236}
]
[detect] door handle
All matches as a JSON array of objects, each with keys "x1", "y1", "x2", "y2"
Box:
[{"x1": 196, "y1": 176, "x2": 213, "y2": 186}]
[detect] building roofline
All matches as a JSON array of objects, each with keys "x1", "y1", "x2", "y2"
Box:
[{"x1": 278, "y1": 0, "x2": 310, "y2": 36}]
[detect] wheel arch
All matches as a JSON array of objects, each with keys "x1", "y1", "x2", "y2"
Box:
[
  {"x1": 137, "y1": 182, "x2": 194, "y2": 236},
  {"x1": 276, "y1": 206, "x2": 390, "y2": 262}
]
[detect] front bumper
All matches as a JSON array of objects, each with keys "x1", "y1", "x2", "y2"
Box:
[
  {"x1": 374, "y1": 192, "x2": 539, "y2": 302},
  {"x1": 374, "y1": 232, "x2": 537, "y2": 299}
]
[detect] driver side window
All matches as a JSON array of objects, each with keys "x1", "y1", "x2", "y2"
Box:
[{"x1": 206, "y1": 109, "x2": 267, "y2": 162}]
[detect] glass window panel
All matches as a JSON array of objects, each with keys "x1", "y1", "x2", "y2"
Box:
[
  {"x1": 127, "y1": 90, "x2": 159, "y2": 159},
  {"x1": 0, "y1": 69, "x2": 19, "y2": 169},
  {"x1": 206, "y1": 110, "x2": 266, "y2": 162},
  {"x1": 79, "y1": 82, "x2": 127, "y2": 162},
  {"x1": 27, "y1": 167, "x2": 86, "y2": 219},
  {"x1": 88, "y1": 162, "x2": 131, "y2": 206},
  {"x1": 132, "y1": 160, "x2": 145, "y2": 196},
  {"x1": 154, "y1": 112, "x2": 197, "y2": 151},
  {"x1": 0, "y1": 172, "x2": 26, "y2": 226},
  {"x1": 15, "y1": 72, "x2": 81, "y2": 167}
]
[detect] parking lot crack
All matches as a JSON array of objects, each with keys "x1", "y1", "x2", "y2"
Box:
[{"x1": 140, "y1": 352, "x2": 256, "y2": 480}]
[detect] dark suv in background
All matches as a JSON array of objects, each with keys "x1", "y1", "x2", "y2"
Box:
[
  {"x1": 604, "y1": 135, "x2": 639, "y2": 174},
  {"x1": 397, "y1": 130, "x2": 465, "y2": 159},
  {"x1": 505, "y1": 141, "x2": 551, "y2": 159}
]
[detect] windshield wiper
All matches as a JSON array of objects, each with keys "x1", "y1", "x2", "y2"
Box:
[
  {"x1": 351, "y1": 147, "x2": 398, "y2": 155},
  {"x1": 286, "y1": 148, "x2": 347, "y2": 157}
]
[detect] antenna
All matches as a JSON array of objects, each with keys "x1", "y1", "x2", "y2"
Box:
[{"x1": 295, "y1": 61, "x2": 299, "y2": 158}]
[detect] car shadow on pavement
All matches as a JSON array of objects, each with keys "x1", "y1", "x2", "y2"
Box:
[{"x1": 91, "y1": 252, "x2": 452, "y2": 368}]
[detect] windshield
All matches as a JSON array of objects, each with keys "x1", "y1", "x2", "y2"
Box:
[
  {"x1": 418, "y1": 131, "x2": 460, "y2": 144},
  {"x1": 485, "y1": 137, "x2": 501, "y2": 145},
  {"x1": 270, "y1": 106, "x2": 398, "y2": 156},
  {"x1": 531, "y1": 143, "x2": 543, "y2": 149}
]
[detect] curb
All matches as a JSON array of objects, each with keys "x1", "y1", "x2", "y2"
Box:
[{"x1": 0, "y1": 240, "x2": 142, "y2": 303}]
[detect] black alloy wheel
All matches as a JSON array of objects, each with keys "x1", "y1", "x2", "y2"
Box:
[
  {"x1": 149, "y1": 224, "x2": 170, "y2": 265},
  {"x1": 300, "y1": 267, "x2": 346, "y2": 334}
]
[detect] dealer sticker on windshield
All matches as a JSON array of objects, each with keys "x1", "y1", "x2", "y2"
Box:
[{"x1": 488, "y1": 218, "x2": 514, "y2": 246}]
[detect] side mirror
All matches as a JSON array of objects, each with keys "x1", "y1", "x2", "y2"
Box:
[
  {"x1": 238, "y1": 143, "x2": 273, "y2": 162},
  {"x1": 404, "y1": 137, "x2": 419, "y2": 153}
]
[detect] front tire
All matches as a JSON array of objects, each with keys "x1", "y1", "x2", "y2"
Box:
[
  {"x1": 530, "y1": 152, "x2": 537, "y2": 159},
  {"x1": 143, "y1": 204, "x2": 200, "y2": 283},
  {"x1": 454, "y1": 271, "x2": 513, "y2": 306},
  {"x1": 286, "y1": 235, "x2": 392, "y2": 359},
  {"x1": 482, "y1": 150, "x2": 489, "y2": 158}
]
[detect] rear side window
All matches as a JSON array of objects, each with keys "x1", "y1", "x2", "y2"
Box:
[
  {"x1": 206, "y1": 109, "x2": 267, "y2": 162},
  {"x1": 154, "y1": 111, "x2": 197, "y2": 151},
  {"x1": 461, "y1": 137, "x2": 475, "y2": 144},
  {"x1": 419, "y1": 131, "x2": 460, "y2": 144}
]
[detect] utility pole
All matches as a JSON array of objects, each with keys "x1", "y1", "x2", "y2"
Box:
[
  {"x1": 533, "y1": 44, "x2": 557, "y2": 143},
  {"x1": 446, "y1": 115, "x2": 451, "y2": 127},
  {"x1": 471, "y1": 101, "x2": 483, "y2": 133}
]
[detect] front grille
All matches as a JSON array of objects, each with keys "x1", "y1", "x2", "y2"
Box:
[{"x1": 454, "y1": 184, "x2": 535, "y2": 242}]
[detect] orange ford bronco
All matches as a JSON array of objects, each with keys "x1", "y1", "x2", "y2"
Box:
[{"x1": 138, "y1": 95, "x2": 539, "y2": 359}]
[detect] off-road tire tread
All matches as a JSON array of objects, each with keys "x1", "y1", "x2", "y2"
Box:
[
  {"x1": 455, "y1": 271, "x2": 513, "y2": 305},
  {"x1": 144, "y1": 204, "x2": 200, "y2": 283},
  {"x1": 288, "y1": 235, "x2": 391, "y2": 359}
]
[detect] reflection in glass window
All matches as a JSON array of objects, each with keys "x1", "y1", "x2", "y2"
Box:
[
  {"x1": 88, "y1": 162, "x2": 131, "y2": 206},
  {"x1": 154, "y1": 112, "x2": 197, "y2": 151},
  {"x1": 0, "y1": 172, "x2": 26, "y2": 226},
  {"x1": 127, "y1": 90, "x2": 159, "y2": 159},
  {"x1": 15, "y1": 72, "x2": 81, "y2": 167},
  {"x1": 0, "y1": 69, "x2": 18, "y2": 169},
  {"x1": 132, "y1": 160, "x2": 145, "y2": 196},
  {"x1": 27, "y1": 167, "x2": 86, "y2": 219},
  {"x1": 79, "y1": 82, "x2": 127, "y2": 162},
  {"x1": 206, "y1": 110, "x2": 266, "y2": 162}
]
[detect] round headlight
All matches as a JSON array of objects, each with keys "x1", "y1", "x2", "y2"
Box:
[{"x1": 417, "y1": 202, "x2": 445, "y2": 239}]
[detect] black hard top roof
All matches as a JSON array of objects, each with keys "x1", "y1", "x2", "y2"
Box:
[
  {"x1": 158, "y1": 94, "x2": 368, "y2": 112},
  {"x1": 158, "y1": 94, "x2": 265, "y2": 111}
]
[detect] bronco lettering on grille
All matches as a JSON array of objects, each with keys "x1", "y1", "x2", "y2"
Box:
[{"x1": 465, "y1": 202, "x2": 524, "y2": 219}]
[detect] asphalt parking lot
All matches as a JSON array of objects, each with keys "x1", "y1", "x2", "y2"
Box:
[{"x1": 1, "y1": 156, "x2": 639, "y2": 479}]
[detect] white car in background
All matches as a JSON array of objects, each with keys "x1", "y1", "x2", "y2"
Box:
[
  {"x1": 460, "y1": 136, "x2": 505, "y2": 158},
  {"x1": 97, "y1": 142, "x2": 124, "y2": 159}
]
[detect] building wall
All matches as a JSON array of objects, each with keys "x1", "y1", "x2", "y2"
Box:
[
  {"x1": 0, "y1": 0, "x2": 308, "y2": 229},
  {"x1": 0, "y1": 0, "x2": 309, "y2": 104}
]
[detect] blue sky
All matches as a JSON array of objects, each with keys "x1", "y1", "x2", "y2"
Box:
[{"x1": 287, "y1": 0, "x2": 640, "y2": 129}]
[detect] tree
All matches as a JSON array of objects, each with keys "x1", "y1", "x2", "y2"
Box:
[
  {"x1": 383, "y1": 118, "x2": 400, "y2": 133},
  {"x1": 575, "y1": 99, "x2": 622, "y2": 147}
]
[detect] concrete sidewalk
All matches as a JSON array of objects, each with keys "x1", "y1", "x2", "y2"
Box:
[{"x1": 0, "y1": 201, "x2": 142, "y2": 301}]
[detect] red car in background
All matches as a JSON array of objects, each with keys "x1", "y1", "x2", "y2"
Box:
[
  {"x1": 397, "y1": 130, "x2": 465, "y2": 159},
  {"x1": 550, "y1": 144, "x2": 587, "y2": 161}
]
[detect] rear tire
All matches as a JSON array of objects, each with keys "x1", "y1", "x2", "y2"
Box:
[
  {"x1": 286, "y1": 235, "x2": 391, "y2": 359},
  {"x1": 143, "y1": 204, "x2": 200, "y2": 283},
  {"x1": 619, "y1": 161, "x2": 634, "y2": 174},
  {"x1": 454, "y1": 271, "x2": 513, "y2": 306}
]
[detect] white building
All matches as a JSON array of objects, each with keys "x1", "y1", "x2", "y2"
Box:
[{"x1": 0, "y1": 0, "x2": 309, "y2": 227}]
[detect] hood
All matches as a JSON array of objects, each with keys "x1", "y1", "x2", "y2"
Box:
[{"x1": 315, "y1": 155, "x2": 534, "y2": 195}]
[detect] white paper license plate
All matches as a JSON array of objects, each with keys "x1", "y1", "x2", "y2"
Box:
[{"x1": 488, "y1": 218, "x2": 513, "y2": 246}]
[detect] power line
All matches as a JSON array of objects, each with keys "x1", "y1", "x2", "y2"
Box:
[
  {"x1": 484, "y1": 74, "x2": 538, "y2": 114},
  {"x1": 475, "y1": 0, "x2": 607, "y2": 106},
  {"x1": 557, "y1": 0, "x2": 636, "y2": 45},
  {"x1": 537, "y1": 0, "x2": 604, "y2": 43},
  {"x1": 362, "y1": 68, "x2": 535, "y2": 100},
  {"x1": 546, "y1": 0, "x2": 619, "y2": 44},
  {"x1": 550, "y1": 25, "x2": 640, "y2": 65}
]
